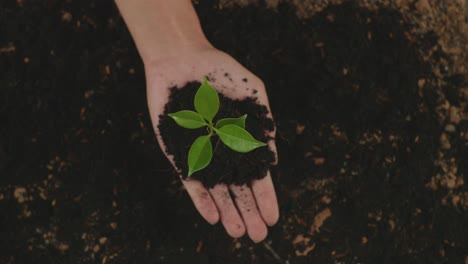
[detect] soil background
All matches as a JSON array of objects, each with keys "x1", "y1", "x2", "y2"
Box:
[{"x1": 0, "y1": 0, "x2": 467, "y2": 263}]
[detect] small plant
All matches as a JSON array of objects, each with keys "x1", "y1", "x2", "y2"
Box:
[{"x1": 168, "y1": 77, "x2": 267, "y2": 176}]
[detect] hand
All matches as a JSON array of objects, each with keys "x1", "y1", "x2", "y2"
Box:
[{"x1": 145, "y1": 47, "x2": 279, "y2": 242}]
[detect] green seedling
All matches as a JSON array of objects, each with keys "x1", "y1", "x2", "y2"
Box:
[{"x1": 168, "y1": 77, "x2": 267, "y2": 176}]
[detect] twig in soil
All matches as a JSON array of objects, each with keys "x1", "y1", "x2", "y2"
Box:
[{"x1": 262, "y1": 241, "x2": 284, "y2": 264}]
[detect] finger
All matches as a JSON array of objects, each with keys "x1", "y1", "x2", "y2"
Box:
[
  {"x1": 209, "y1": 184, "x2": 246, "y2": 238},
  {"x1": 230, "y1": 185, "x2": 268, "y2": 243},
  {"x1": 181, "y1": 178, "x2": 219, "y2": 225},
  {"x1": 251, "y1": 171, "x2": 279, "y2": 226}
]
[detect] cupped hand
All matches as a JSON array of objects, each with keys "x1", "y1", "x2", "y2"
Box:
[{"x1": 145, "y1": 48, "x2": 279, "y2": 243}]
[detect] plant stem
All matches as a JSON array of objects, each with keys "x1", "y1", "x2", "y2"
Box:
[
  {"x1": 208, "y1": 124, "x2": 215, "y2": 137},
  {"x1": 213, "y1": 137, "x2": 221, "y2": 154}
]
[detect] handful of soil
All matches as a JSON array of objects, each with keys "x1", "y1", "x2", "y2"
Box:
[{"x1": 158, "y1": 82, "x2": 276, "y2": 188}]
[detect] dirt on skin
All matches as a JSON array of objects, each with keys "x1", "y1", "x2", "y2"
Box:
[{"x1": 0, "y1": 0, "x2": 467, "y2": 263}]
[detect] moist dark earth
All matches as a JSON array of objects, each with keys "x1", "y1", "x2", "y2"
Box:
[
  {"x1": 1, "y1": 0, "x2": 467, "y2": 263},
  {"x1": 159, "y1": 82, "x2": 275, "y2": 188}
]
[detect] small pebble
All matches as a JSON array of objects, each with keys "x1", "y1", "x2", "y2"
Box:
[
  {"x1": 14, "y1": 187, "x2": 27, "y2": 203},
  {"x1": 445, "y1": 124, "x2": 456, "y2": 133},
  {"x1": 99, "y1": 237, "x2": 107, "y2": 244},
  {"x1": 62, "y1": 11, "x2": 72, "y2": 22},
  {"x1": 296, "y1": 124, "x2": 305, "y2": 135},
  {"x1": 361, "y1": 236, "x2": 368, "y2": 244},
  {"x1": 93, "y1": 244, "x2": 100, "y2": 253},
  {"x1": 110, "y1": 222, "x2": 118, "y2": 230},
  {"x1": 440, "y1": 133, "x2": 451, "y2": 149}
]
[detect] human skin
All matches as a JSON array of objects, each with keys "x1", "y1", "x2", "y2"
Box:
[{"x1": 115, "y1": 0, "x2": 279, "y2": 242}]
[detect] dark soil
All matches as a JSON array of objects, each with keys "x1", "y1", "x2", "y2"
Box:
[
  {"x1": 158, "y1": 82, "x2": 275, "y2": 188},
  {"x1": 1, "y1": 0, "x2": 467, "y2": 263}
]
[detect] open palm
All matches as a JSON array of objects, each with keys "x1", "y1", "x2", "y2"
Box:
[{"x1": 144, "y1": 48, "x2": 279, "y2": 242}]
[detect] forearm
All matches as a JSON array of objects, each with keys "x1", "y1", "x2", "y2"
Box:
[{"x1": 115, "y1": 0, "x2": 212, "y2": 64}]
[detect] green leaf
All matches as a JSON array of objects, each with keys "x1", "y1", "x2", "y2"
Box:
[
  {"x1": 215, "y1": 114, "x2": 247, "y2": 129},
  {"x1": 194, "y1": 77, "x2": 219, "y2": 123},
  {"x1": 188, "y1": 135, "x2": 213, "y2": 176},
  {"x1": 168, "y1": 110, "x2": 208, "y2": 129},
  {"x1": 216, "y1": 125, "x2": 267, "y2": 153}
]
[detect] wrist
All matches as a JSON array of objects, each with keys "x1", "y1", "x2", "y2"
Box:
[
  {"x1": 141, "y1": 35, "x2": 214, "y2": 65},
  {"x1": 115, "y1": 0, "x2": 211, "y2": 65}
]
